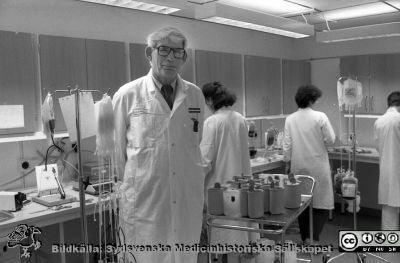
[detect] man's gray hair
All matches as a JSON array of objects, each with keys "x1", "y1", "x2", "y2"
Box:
[{"x1": 146, "y1": 26, "x2": 187, "y2": 49}]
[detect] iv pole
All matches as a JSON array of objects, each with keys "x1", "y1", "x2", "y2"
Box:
[
  {"x1": 325, "y1": 76, "x2": 388, "y2": 263},
  {"x1": 55, "y1": 85, "x2": 100, "y2": 263}
]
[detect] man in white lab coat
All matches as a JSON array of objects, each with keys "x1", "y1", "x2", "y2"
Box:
[
  {"x1": 113, "y1": 27, "x2": 205, "y2": 263},
  {"x1": 283, "y1": 85, "x2": 335, "y2": 244},
  {"x1": 374, "y1": 91, "x2": 400, "y2": 230}
]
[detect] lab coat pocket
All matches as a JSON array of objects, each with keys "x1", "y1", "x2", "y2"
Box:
[{"x1": 129, "y1": 112, "x2": 166, "y2": 147}]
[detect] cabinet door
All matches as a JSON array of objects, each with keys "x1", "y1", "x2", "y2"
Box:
[
  {"x1": 40, "y1": 35, "x2": 87, "y2": 132},
  {"x1": 339, "y1": 55, "x2": 370, "y2": 113},
  {"x1": 130, "y1": 44, "x2": 194, "y2": 83},
  {"x1": 311, "y1": 58, "x2": 341, "y2": 140},
  {"x1": 195, "y1": 50, "x2": 243, "y2": 114},
  {"x1": 370, "y1": 54, "x2": 400, "y2": 114},
  {"x1": 86, "y1": 39, "x2": 127, "y2": 100},
  {"x1": 245, "y1": 55, "x2": 281, "y2": 117},
  {"x1": 0, "y1": 31, "x2": 39, "y2": 135},
  {"x1": 130, "y1": 43, "x2": 149, "y2": 81},
  {"x1": 282, "y1": 60, "x2": 311, "y2": 114}
]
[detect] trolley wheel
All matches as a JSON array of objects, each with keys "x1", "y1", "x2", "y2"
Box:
[{"x1": 322, "y1": 253, "x2": 331, "y2": 263}]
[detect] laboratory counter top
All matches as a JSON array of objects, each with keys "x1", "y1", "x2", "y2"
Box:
[
  {"x1": 250, "y1": 147, "x2": 380, "y2": 175},
  {"x1": 328, "y1": 146, "x2": 379, "y2": 164},
  {"x1": 250, "y1": 153, "x2": 285, "y2": 174},
  {"x1": 0, "y1": 187, "x2": 103, "y2": 242}
]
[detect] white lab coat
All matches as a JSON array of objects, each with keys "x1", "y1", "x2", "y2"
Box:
[
  {"x1": 374, "y1": 107, "x2": 400, "y2": 207},
  {"x1": 283, "y1": 108, "x2": 335, "y2": 209},
  {"x1": 201, "y1": 107, "x2": 258, "y2": 249},
  {"x1": 113, "y1": 70, "x2": 205, "y2": 263}
]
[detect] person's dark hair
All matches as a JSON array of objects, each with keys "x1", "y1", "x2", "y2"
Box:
[
  {"x1": 387, "y1": 91, "x2": 400, "y2": 107},
  {"x1": 202, "y1": 81, "x2": 236, "y2": 111},
  {"x1": 295, "y1": 85, "x2": 322, "y2": 108}
]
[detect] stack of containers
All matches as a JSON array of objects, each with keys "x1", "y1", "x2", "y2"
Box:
[{"x1": 207, "y1": 174, "x2": 303, "y2": 218}]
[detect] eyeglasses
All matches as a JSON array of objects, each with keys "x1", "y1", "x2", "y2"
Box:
[{"x1": 155, "y1": 46, "x2": 186, "y2": 59}]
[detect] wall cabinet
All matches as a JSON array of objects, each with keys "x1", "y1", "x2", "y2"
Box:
[
  {"x1": 40, "y1": 35, "x2": 126, "y2": 132},
  {"x1": 195, "y1": 50, "x2": 243, "y2": 114},
  {"x1": 340, "y1": 54, "x2": 400, "y2": 114},
  {"x1": 0, "y1": 31, "x2": 39, "y2": 135},
  {"x1": 282, "y1": 60, "x2": 311, "y2": 114},
  {"x1": 39, "y1": 35, "x2": 87, "y2": 132},
  {"x1": 244, "y1": 55, "x2": 281, "y2": 117},
  {"x1": 369, "y1": 54, "x2": 400, "y2": 114},
  {"x1": 86, "y1": 39, "x2": 127, "y2": 101}
]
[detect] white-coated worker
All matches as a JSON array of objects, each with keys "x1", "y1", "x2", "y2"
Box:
[
  {"x1": 200, "y1": 81, "x2": 259, "y2": 263},
  {"x1": 374, "y1": 91, "x2": 400, "y2": 230},
  {"x1": 113, "y1": 27, "x2": 205, "y2": 263},
  {"x1": 283, "y1": 85, "x2": 335, "y2": 244}
]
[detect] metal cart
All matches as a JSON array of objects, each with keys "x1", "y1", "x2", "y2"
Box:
[{"x1": 206, "y1": 175, "x2": 315, "y2": 263}]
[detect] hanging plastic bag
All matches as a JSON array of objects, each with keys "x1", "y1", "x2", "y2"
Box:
[
  {"x1": 95, "y1": 94, "x2": 115, "y2": 157},
  {"x1": 41, "y1": 93, "x2": 55, "y2": 143},
  {"x1": 337, "y1": 77, "x2": 363, "y2": 110}
]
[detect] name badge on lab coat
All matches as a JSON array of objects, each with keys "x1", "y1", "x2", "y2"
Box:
[{"x1": 188, "y1": 107, "x2": 201, "y2": 132}]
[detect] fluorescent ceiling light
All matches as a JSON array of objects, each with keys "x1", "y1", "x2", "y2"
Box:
[
  {"x1": 203, "y1": 17, "x2": 309, "y2": 38},
  {"x1": 320, "y1": 2, "x2": 397, "y2": 21},
  {"x1": 196, "y1": 2, "x2": 314, "y2": 38},
  {"x1": 386, "y1": 0, "x2": 400, "y2": 9},
  {"x1": 80, "y1": 0, "x2": 180, "y2": 14},
  {"x1": 220, "y1": 0, "x2": 314, "y2": 17},
  {"x1": 316, "y1": 22, "x2": 400, "y2": 43}
]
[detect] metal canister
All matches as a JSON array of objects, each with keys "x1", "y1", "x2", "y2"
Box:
[
  {"x1": 223, "y1": 188, "x2": 243, "y2": 217},
  {"x1": 207, "y1": 183, "x2": 224, "y2": 215},
  {"x1": 284, "y1": 182, "x2": 301, "y2": 209},
  {"x1": 248, "y1": 189, "x2": 264, "y2": 218},
  {"x1": 261, "y1": 184, "x2": 270, "y2": 213},
  {"x1": 269, "y1": 187, "x2": 285, "y2": 214}
]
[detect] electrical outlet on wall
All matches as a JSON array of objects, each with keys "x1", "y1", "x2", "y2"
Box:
[{"x1": 18, "y1": 157, "x2": 41, "y2": 172}]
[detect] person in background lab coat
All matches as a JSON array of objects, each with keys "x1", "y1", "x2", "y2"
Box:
[
  {"x1": 113, "y1": 27, "x2": 205, "y2": 263},
  {"x1": 283, "y1": 85, "x2": 335, "y2": 244},
  {"x1": 374, "y1": 91, "x2": 400, "y2": 230},
  {"x1": 200, "y1": 81, "x2": 258, "y2": 263}
]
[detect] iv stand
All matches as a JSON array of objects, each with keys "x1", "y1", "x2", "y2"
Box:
[
  {"x1": 325, "y1": 77, "x2": 388, "y2": 263},
  {"x1": 55, "y1": 86, "x2": 101, "y2": 263}
]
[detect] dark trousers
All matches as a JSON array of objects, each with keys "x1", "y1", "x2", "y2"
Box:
[{"x1": 298, "y1": 206, "x2": 329, "y2": 242}]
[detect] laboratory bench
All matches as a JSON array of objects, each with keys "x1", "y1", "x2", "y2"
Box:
[
  {"x1": 0, "y1": 187, "x2": 109, "y2": 263},
  {"x1": 251, "y1": 147, "x2": 381, "y2": 212}
]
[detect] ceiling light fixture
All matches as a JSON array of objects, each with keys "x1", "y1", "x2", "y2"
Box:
[
  {"x1": 220, "y1": 0, "x2": 315, "y2": 17},
  {"x1": 80, "y1": 0, "x2": 180, "y2": 14},
  {"x1": 196, "y1": 2, "x2": 314, "y2": 38},
  {"x1": 318, "y1": 2, "x2": 397, "y2": 21},
  {"x1": 316, "y1": 22, "x2": 400, "y2": 43}
]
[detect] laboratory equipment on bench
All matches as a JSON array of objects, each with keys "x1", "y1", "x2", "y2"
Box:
[
  {"x1": 72, "y1": 162, "x2": 113, "y2": 196},
  {"x1": 32, "y1": 163, "x2": 76, "y2": 207},
  {"x1": 247, "y1": 121, "x2": 258, "y2": 159},
  {"x1": 0, "y1": 191, "x2": 26, "y2": 211}
]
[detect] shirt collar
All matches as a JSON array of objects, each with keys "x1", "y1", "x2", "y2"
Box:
[{"x1": 151, "y1": 73, "x2": 177, "y2": 92}]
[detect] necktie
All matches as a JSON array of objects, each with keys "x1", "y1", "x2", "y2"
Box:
[{"x1": 161, "y1": 85, "x2": 174, "y2": 110}]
